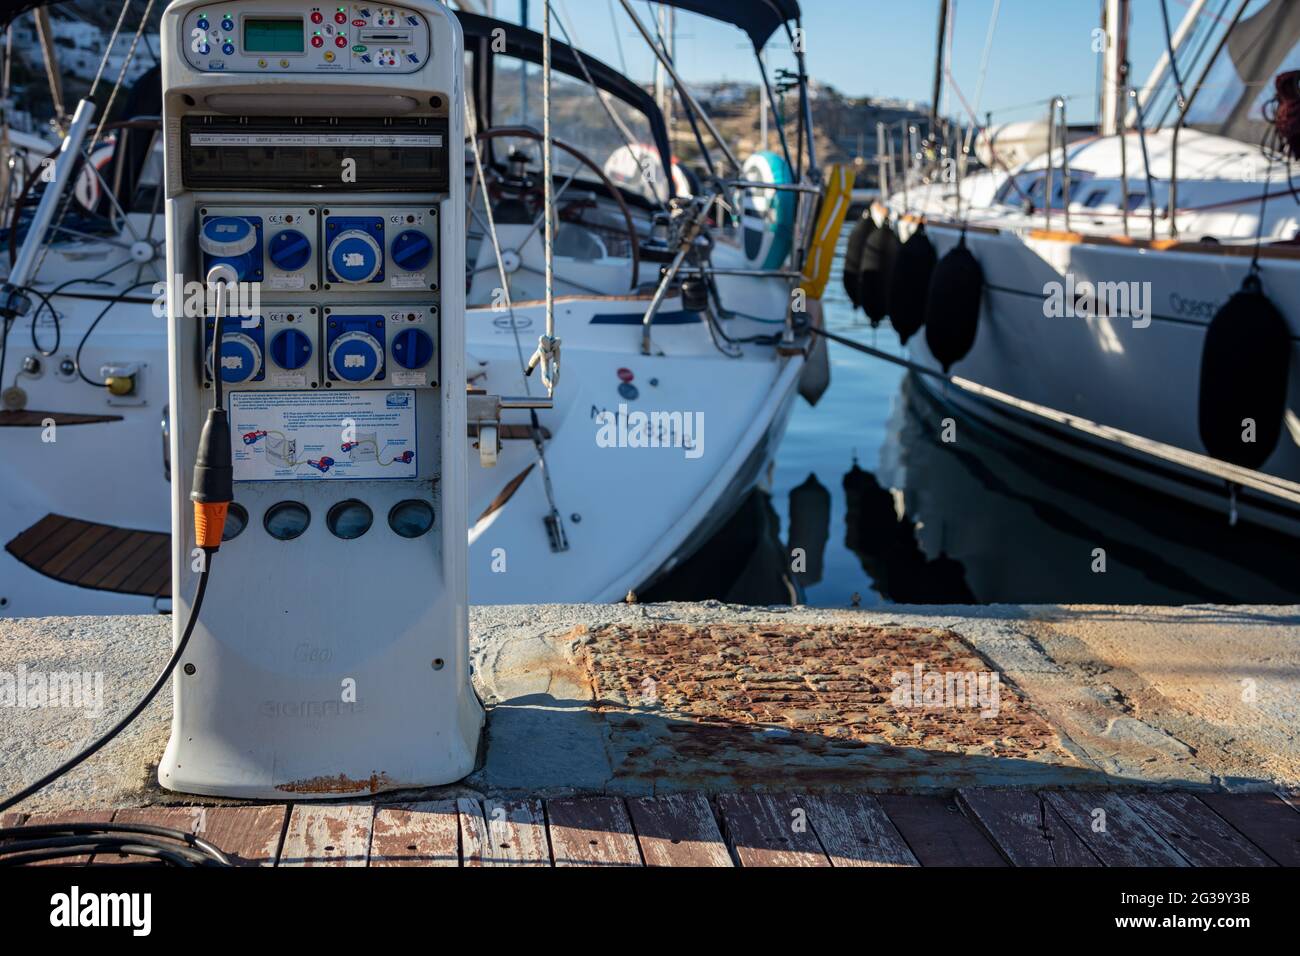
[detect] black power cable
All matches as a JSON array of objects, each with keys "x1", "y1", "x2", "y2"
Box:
[
  {"x1": 0, "y1": 276, "x2": 235, "y2": 866},
  {"x1": 0, "y1": 566, "x2": 222, "y2": 865}
]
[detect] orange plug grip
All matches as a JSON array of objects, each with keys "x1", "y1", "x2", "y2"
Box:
[{"x1": 194, "y1": 501, "x2": 229, "y2": 551}]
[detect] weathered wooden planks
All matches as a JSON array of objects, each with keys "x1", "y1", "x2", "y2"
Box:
[
  {"x1": 1124, "y1": 792, "x2": 1275, "y2": 867},
  {"x1": 876, "y1": 794, "x2": 1006, "y2": 866},
  {"x1": 1043, "y1": 791, "x2": 1186, "y2": 867},
  {"x1": 98, "y1": 807, "x2": 206, "y2": 866},
  {"x1": 6, "y1": 789, "x2": 1288, "y2": 867},
  {"x1": 800, "y1": 792, "x2": 919, "y2": 867},
  {"x1": 279, "y1": 803, "x2": 374, "y2": 867},
  {"x1": 546, "y1": 796, "x2": 642, "y2": 867},
  {"x1": 370, "y1": 801, "x2": 459, "y2": 867},
  {"x1": 715, "y1": 792, "x2": 830, "y2": 867},
  {"x1": 957, "y1": 789, "x2": 1100, "y2": 867},
  {"x1": 460, "y1": 798, "x2": 550, "y2": 866},
  {"x1": 1197, "y1": 792, "x2": 1300, "y2": 867},
  {"x1": 16, "y1": 810, "x2": 115, "y2": 867},
  {"x1": 626, "y1": 792, "x2": 733, "y2": 867},
  {"x1": 197, "y1": 806, "x2": 288, "y2": 866}
]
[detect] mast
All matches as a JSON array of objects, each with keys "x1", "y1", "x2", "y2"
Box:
[
  {"x1": 929, "y1": 0, "x2": 949, "y2": 135},
  {"x1": 653, "y1": 4, "x2": 674, "y2": 146},
  {"x1": 520, "y1": 0, "x2": 528, "y2": 119},
  {"x1": 1100, "y1": 0, "x2": 1131, "y2": 136},
  {"x1": 34, "y1": 7, "x2": 66, "y2": 127}
]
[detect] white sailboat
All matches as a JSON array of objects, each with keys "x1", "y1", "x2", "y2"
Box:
[
  {"x1": 0, "y1": 0, "x2": 838, "y2": 616},
  {"x1": 859, "y1": 0, "x2": 1300, "y2": 537}
]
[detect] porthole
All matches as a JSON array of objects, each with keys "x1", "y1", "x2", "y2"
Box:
[
  {"x1": 222, "y1": 502, "x2": 249, "y2": 541},
  {"x1": 388, "y1": 499, "x2": 435, "y2": 538},
  {"x1": 327, "y1": 499, "x2": 373, "y2": 540},
  {"x1": 264, "y1": 501, "x2": 311, "y2": 541}
]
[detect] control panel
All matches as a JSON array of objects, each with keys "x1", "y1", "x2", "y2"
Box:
[
  {"x1": 181, "y1": 2, "x2": 432, "y2": 73},
  {"x1": 159, "y1": 0, "x2": 479, "y2": 800}
]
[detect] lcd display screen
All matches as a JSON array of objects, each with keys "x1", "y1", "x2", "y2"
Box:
[{"x1": 243, "y1": 18, "x2": 304, "y2": 53}]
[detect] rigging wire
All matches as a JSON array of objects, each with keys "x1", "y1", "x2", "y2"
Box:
[
  {"x1": 524, "y1": 0, "x2": 560, "y2": 397},
  {"x1": 551, "y1": 3, "x2": 668, "y2": 211},
  {"x1": 33, "y1": 0, "x2": 156, "y2": 281},
  {"x1": 605, "y1": 0, "x2": 628, "y2": 74},
  {"x1": 1159, "y1": 0, "x2": 1191, "y2": 113},
  {"x1": 87, "y1": 0, "x2": 134, "y2": 99}
]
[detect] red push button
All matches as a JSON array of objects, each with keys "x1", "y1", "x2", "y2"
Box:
[
  {"x1": 335, "y1": 34, "x2": 348, "y2": 47},
  {"x1": 334, "y1": 11, "x2": 346, "y2": 24},
  {"x1": 310, "y1": 11, "x2": 323, "y2": 23},
  {"x1": 311, "y1": 34, "x2": 324, "y2": 47}
]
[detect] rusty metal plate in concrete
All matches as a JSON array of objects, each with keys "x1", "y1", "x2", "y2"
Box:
[{"x1": 577, "y1": 623, "x2": 1096, "y2": 792}]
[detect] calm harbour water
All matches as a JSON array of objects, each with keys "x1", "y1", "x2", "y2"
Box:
[{"x1": 651, "y1": 233, "x2": 1300, "y2": 608}]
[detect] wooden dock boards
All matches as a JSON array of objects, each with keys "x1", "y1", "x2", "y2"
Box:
[
  {"x1": 801, "y1": 792, "x2": 919, "y2": 867},
  {"x1": 370, "y1": 801, "x2": 460, "y2": 867},
  {"x1": 715, "y1": 792, "x2": 829, "y2": 867},
  {"x1": 12, "y1": 810, "x2": 115, "y2": 867},
  {"x1": 1124, "y1": 792, "x2": 1276, "y2": 867},
  {"x1": 460, "y1": 798, "x2": 550, "y2": 866},
  {"x1": 3, "y1": 789, "x2": 1293, "y2": 867},
  {"x1": 280, "y1": 803, "x2": 374, "y2": 867},
  {"x1": 1197, "y1": 792, "x2": 1300, "y2": 867},
  {"x1": 1043, "y1": 791, "x2": 1187, "y2": 867},
  {"x1": 958, "y1": 790, "x2": 1100, "y2": 867},
  {"x1": 547, "y1": 796, "x2": 642, "y2": 867},
  {"x1": 876, "y1": 794, "x2": 1007, "y2": 866},
  {"x1": 626, "y1": 792, "x2": 733, "y2": 867}
]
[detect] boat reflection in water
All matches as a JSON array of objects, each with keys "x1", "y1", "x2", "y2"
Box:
[{"x1": 654, "y1": 372, "x2": 1300, "y2": 606}]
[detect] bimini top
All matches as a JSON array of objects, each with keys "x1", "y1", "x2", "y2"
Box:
[
  {"x1": 459, "y1": 10, "x2": 675, "y2": 197},
  {"x1": 652, "y1": 0, "x2": 801, "y2": 50}
]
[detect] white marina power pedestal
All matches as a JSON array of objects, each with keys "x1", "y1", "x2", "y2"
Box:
[{"x1": 158, "y1": 0, "x2": 481, "y2": 797}]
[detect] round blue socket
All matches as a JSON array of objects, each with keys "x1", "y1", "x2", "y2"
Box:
[
  {"x1": 200, "y1": 216, "x2": 255, "y2": 253},
  {"x1": 270, "y1": 328, "x2": 313, "y2": 370},
  {"x1": 391, "y1": 327, "x2": 434, "y2": 370},
  {"x1": 268, "y1": 229, "x2": 311, "y2": 271},
  {"x1": 330, "y1": 331, "x2": 383, "y2": 382},
  {"x1": 390, "y1": 229, "x2": 433, "y2": 272},
  {"x1": 200, "y1": 216, "x2": 259, "y2": 281},
  {"x1": 217, "y1": 335, "x2": 260, "y2": 384},
  {"x1": 328, "y1": 231, "x2": 382, "y2": 283}
]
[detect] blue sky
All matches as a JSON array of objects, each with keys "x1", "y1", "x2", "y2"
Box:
[{"x1": 502, "y1": 1, "x2": 1191, "y2": 124}]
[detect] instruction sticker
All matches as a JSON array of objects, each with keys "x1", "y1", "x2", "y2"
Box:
[{"x1": 230, "y1": 389, "x2": 417, "y2": 481}]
